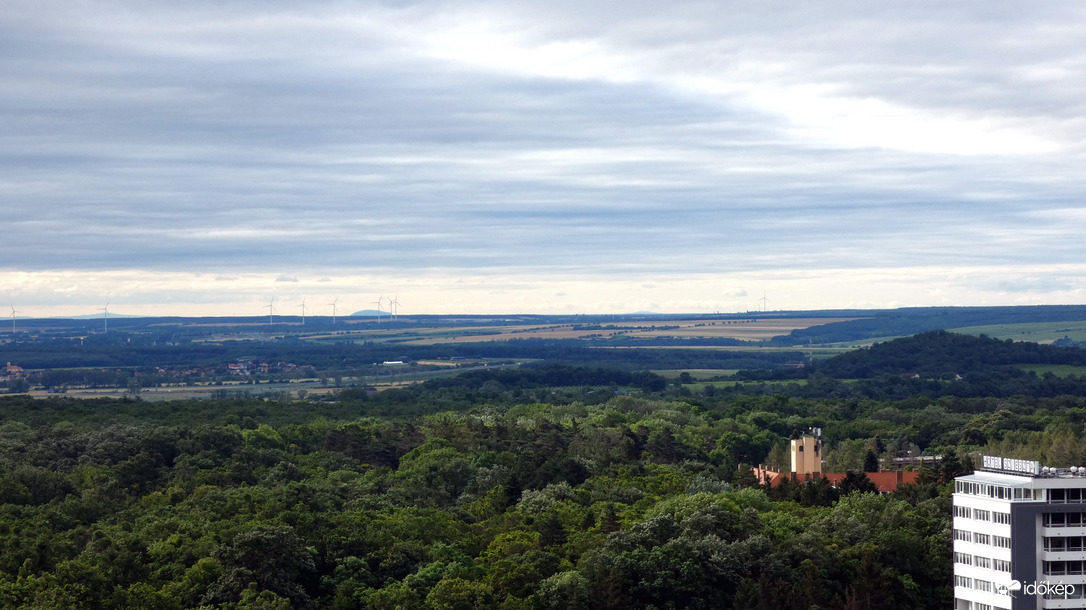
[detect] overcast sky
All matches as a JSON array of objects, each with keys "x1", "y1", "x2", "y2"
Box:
[{"x1": 3, "y1": 1, "x2": 1085, "y2": 317}]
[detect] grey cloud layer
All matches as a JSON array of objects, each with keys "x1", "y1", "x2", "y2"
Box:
[{"x1": 2, "y1": 0, "x2": 1084, "y2": 286}]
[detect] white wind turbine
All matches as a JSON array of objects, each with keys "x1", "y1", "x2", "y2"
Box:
[
  {"x1": 99, "y1": 300, "x2": 110, "y2": 333},
  {"x1": 297, "y1": 297, "x2": 308, "y2": 325},
  {"x1": 8, "y1": 305, "x2": 20, "y2": 333},
  {"x1": 388, "y1": 295, "x2": 400, "y2": 319},
  {"x1": 329, "y1": 298, "x2": 339, "y2": 325},
  {"x1": 373, "y1": 296, "x2": 384, "y2": 322},
  {"x1": 266, "y1": 297, "x2": 277, "y2": 324}
]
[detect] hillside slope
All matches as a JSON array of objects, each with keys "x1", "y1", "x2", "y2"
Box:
[{"x1": 814, "y1": 330, "x2": 1086, "y2": 379}]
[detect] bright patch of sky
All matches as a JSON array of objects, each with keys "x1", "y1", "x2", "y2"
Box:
[{"x1": 2, "y1": 1, "x2": 1086, "y2": 316}]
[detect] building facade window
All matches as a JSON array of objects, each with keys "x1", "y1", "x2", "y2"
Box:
[
  {"x1": 1043, "y1": 560, "x2": 1086, "y2": 575},
  {"x1": 1043, "y1": 512, "x2": 1086, "y2": 527},
  {"x1": 1049, "y1": 488, "x2": 1085, "y2": 503},
  {"x1": 1045, "y1": 535, "x2": 1085, "y2": 552},
  {"x1": 1043, "y1": 585, "x2": 1086, "y2": 600}
]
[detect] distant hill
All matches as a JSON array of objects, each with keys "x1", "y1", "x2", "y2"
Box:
[
  {"x1": 350, "y1": 310, "x2": 387, "y2": 317},
  {"x1": 814, "y1": 330, "x2": 1086, "y2": 379},
  {"x1": 44, "y1": 313, "x2": 143, "y2": 320}
]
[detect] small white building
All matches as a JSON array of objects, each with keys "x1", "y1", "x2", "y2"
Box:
[{"x1": 954, "y1": 455, "x2": 1086, "y2": 610}]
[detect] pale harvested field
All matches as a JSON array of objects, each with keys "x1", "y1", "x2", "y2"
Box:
[
  {"x1": 414, "y1": 359, "x2": 467, "y2": 367},
  {"x1": 621, "y1": 318, "x2": 856, "y2": 341},
  {"x1": 393, "y1": 318, "x2": 858, "y2": 345}
]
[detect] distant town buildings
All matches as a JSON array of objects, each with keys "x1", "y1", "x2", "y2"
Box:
[
  {"x1": 225, "y1": 360, "x2": 314, "y2": 376},
  {"x1": 890, "y1": 454, "x2": 943, "y2": 471}
]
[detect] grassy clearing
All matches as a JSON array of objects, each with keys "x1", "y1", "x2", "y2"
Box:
[
  {"x1": 1019, "y1": 365, "x2": 1086, "y2": 378},
  {"x1": 951, "y1": 321, "x2": 1086, "y2": 344},
  {"x1": 689, "y1": 379, "x2": 810, "y2": 390},
  {"x1": 652, "y1": 369, "x2": 741, "y2": 380},
  {"x1": 821, "y1": 336, "x2": 911, "y2": 348}
]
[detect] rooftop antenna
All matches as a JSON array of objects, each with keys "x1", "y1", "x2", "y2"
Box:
[
  {"x1": 99, "y1": 300, "x2": 110, "y2": 333},
  {"x1": 8, "y1": 305, "x2": 20, "y2": 333},
  {"x1": 329, "y1": 298, "x2": 339, "y2": 325},
  {"x1": 759, "y1": 291, "x2": 769, "y2": 313},
  {"x1": 373, "y1": 296, "x2": 383, "y2": 322},
  {"x1": 266, "y1": 297, "x2": 277, "y2": 324},
  {"x1": 297, "y1": 297, "x2": 308, "y2": 325}
]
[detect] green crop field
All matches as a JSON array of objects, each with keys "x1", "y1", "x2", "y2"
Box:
[
  {"x1": 653, "y1": 369, "x2": 741, "y2": 379},
  {"x1": 691, "y1": 379, "x2": 810, "y2": 390},
  {"x1": 951, "y1": 320, "x2": 1086, "y2": 343},
  {"x1": 1019, "y1": 364, "x2": 1086, "y2": 378}
]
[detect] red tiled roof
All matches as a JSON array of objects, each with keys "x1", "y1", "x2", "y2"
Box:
[{"x1": 760, "y1": 471, "x2": 919, "y2": 493}]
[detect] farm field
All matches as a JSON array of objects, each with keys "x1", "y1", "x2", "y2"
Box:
[
  {"x1": 613, "y1": 345, "x2": 852, "y2": 358},
  {"x1": 31, "y1": 360, "x2": 524, "y2": 401},
  {"x1": 951, "y1": 320, "x2": 1086, "y2": 344},
  {"x1": 1019, "y1": 364, "x2": 1086, "y2": 378},
  {"x1": 651, "y1": 369, "x2": 813, "y2": 393},
  {"x1": 695, "y1": 378, "x2": 809, "y2": 390},
  {"x1": 653, "y1": 369, "x2": 742, "y2": 379},
  {"x1": 340, "y1": 317, "x2": 861, "y2": 345}
]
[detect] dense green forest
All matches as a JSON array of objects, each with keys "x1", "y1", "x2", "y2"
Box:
[
  {"x1": 0, "y1": 393, "x2": 956, "y2": 609},
  {"x1": 4, "y1": 330, "x2": 1086, "y2": 608}
]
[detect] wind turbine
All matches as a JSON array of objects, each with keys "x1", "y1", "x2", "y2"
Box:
[
  {"x1": 266, "y1": 297, "x2": 277, "y2": 324},
  {"x1": 297, "y1": 297, "x2": 308, "y2": 325},
  {"x1": 329, "y1": 298, "x2": 339, "y2": 325},
  {"x1": 373, "y1": 296, "x2": 384, "y2": 322},
  {"x1": 99, "y1": 300, "x2": 110, "y2": 333},
  {"x1": 8, "y1": 305, "x2": 20, "y2": 333},
  {"x1": 389, "y1": 295, "x2": 400, "y2": 319},
  {"x1": 759, "y1": 291, "x2": 769, "y2": 313}
]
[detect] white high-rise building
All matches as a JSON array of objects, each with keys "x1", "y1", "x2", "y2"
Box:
[{"x1": 954, "y1": 456, "x2": 1086, "y2": 610}]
